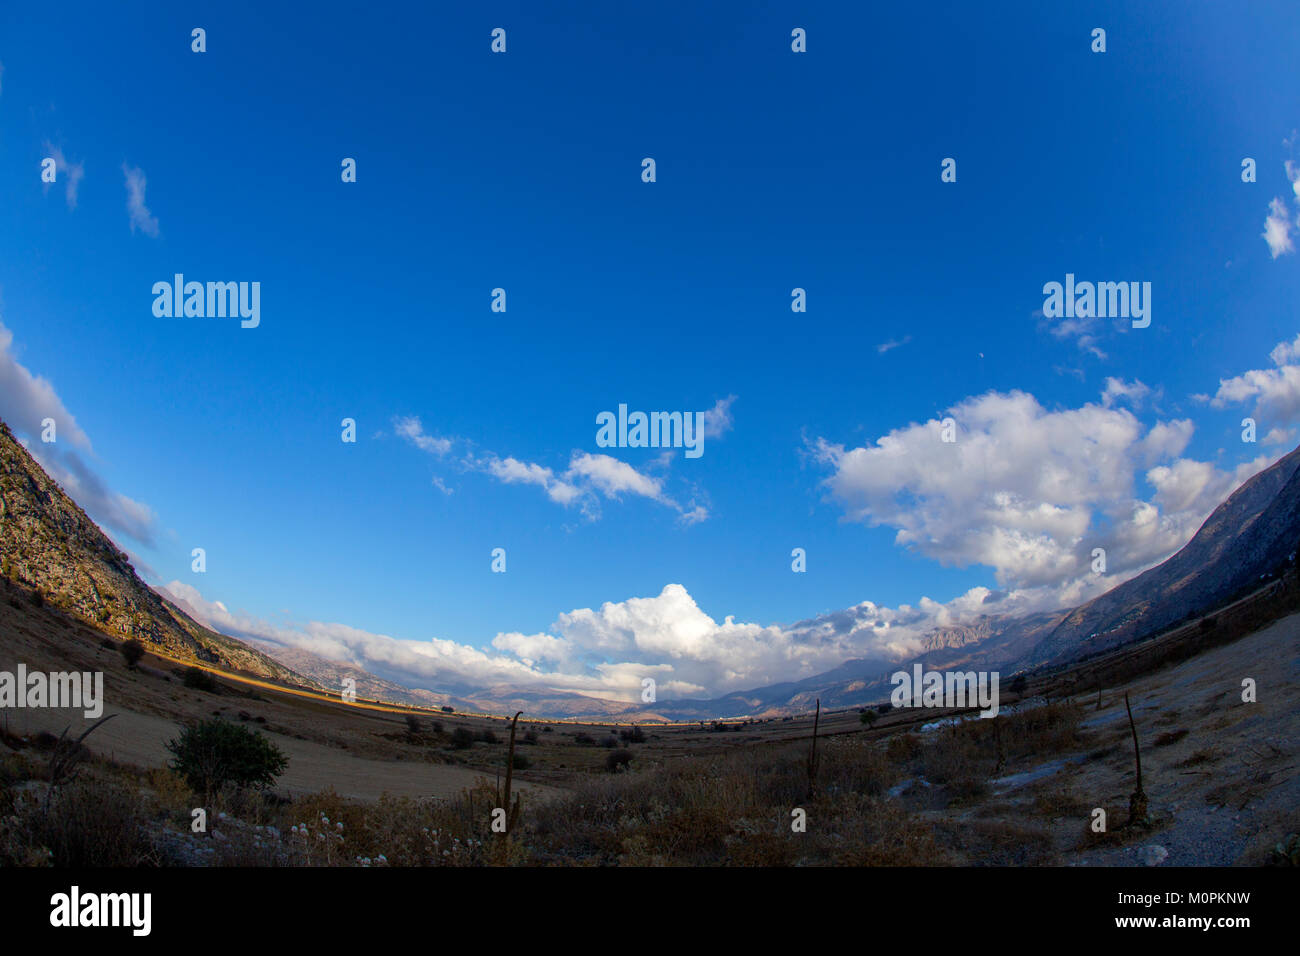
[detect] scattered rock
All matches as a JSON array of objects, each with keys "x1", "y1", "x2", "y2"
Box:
[{"x1": 1139, "y1": 844, "x2": 1169, "y2": 866}]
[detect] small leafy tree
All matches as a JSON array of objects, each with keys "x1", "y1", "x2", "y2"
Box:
[
  {"x1": 120, "y1": 640, "x2": 145, "y2": 669},
  {"x1": 166, "y1": 718, "x2": 288, "y2": 800},
  {"x1": 860, "y1": 710, "x2": 878, "y2": 726},
  {"x1": 182, "y1": 666, "x2": 218, "y2": 692}
]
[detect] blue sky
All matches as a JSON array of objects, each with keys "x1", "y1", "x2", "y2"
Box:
[{"x1": 1, "y1": 2, "x2": 1298, "y2": 702}]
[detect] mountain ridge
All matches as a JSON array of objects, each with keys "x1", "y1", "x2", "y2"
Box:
[
  {"x1": 1025, "y1": 443, "x2": 1300, "y2": 667},
  {"x1": 0, "y1": 419, "x2": 313, "y2": 686}
]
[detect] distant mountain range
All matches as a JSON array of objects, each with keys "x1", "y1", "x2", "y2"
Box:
[
  {"x1": 681, "y1": 610, "x2": 1069, "y2": 719},
  {"x1": 669, "y1": 444, "x2": 1300, "y2": 718},
  {"x1": 242, "y1": 640, "x2": 667, "y2": 720},
  {"x1": 2, "y1": 413, "x2": 1297, "y2": 720}
]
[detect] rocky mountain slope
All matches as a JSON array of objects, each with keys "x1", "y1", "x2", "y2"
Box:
[
  {"x1": 659, "y1": 445, "x2": 1300, "y2": 718},
  {"x1": 0, "y1": 419, "x2": 311, "y2": 684},
  {"x1": 1025, "y1": 443, "x2": 1300, "y2": 667}
]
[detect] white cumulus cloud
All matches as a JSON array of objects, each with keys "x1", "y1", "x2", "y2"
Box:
[
  {"x1": 810, "y1": 382, "x2": 1269, "y2": 592},
  {"x1": 1210, "y1": 332, "x2": 1300, "y2": 431}
]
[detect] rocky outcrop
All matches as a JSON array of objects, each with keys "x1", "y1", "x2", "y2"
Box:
[
  {"x1": 0, "y1": 418, "x2": 310, "y2": 685},
  {"x1": 1025, "y1": 444, "x2": 1300, "y2": 666}
]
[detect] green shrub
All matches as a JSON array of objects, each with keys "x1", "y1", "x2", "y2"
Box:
[
  {"x1": 450, "y1": 727, "x2": 476, "y2": 749},
  {"x1": 120, "y1": 640, "x2": 145, "y2": 668},
  {"x1": 165, "y1": 718, "x2": 288, "y2": 800},
  {"x1": 605, "y1": 749, "x2": 634, "y2": 772},
  {"x1": 182, "y1": 666, "x2": 218, "y2": 692}
]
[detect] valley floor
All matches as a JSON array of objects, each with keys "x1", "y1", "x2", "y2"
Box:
[{"x1": 1, "y1": 581, "x2": 1297, "y2": 866}]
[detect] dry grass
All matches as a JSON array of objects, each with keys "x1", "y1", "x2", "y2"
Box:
[
  {"x1": 933, "y1": 818, "x2": 1056, "y2": 866},
  {"x1": 1031, "y1": 787, "x2": 1093, "y2": 818},
  {"x1": 7, "y1": 777, "x2": 159, "y2": 866}
]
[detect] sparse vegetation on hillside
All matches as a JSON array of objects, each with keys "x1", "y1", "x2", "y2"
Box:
[{"x1": 0, "y1": 420, "x2": 314, "y2": 688}]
